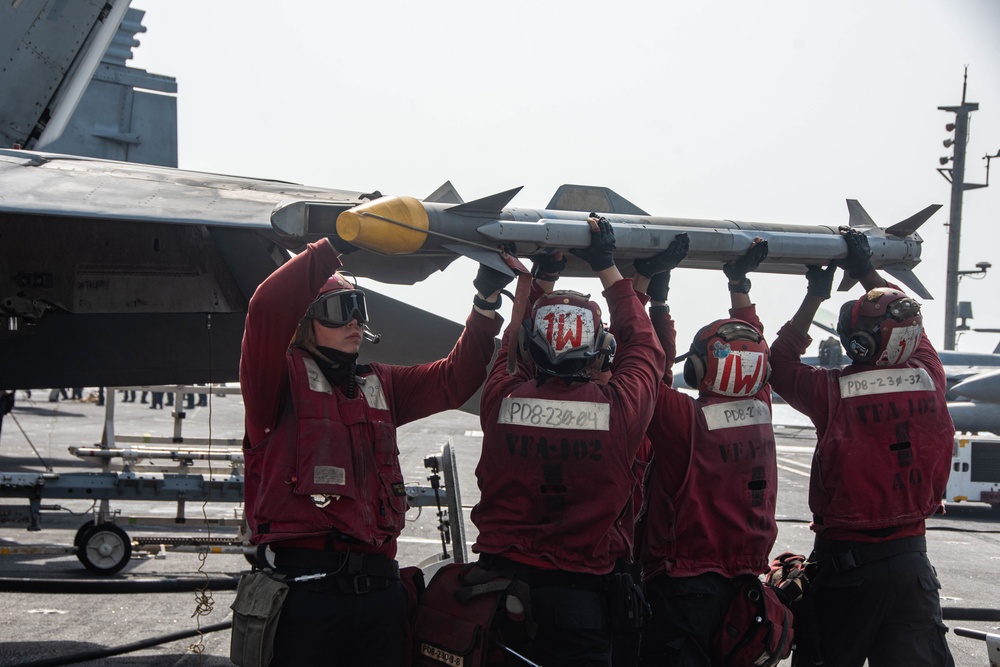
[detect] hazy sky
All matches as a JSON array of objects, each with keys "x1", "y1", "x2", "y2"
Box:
[{"x1": 129, "y1": 1, "x2": 1000, "y2": 354}]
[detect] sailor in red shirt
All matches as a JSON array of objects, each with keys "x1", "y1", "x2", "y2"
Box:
[
  {"x1": 769, "y1": 228, "x2": 955, "y2": 667},
  {"x1": 634, "y1": 239, "x2": 779, "y2": 667},
  {"x1": 239, "y1": 237, "x2": 505, "y2": 666},
  {"x1": 472, "y1": 216, "x2": 666, "y2": 667}
]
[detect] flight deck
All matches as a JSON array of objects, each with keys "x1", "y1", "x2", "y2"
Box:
[{"x1": 0, "y1": 390, "x2": 997, "y2": 666}]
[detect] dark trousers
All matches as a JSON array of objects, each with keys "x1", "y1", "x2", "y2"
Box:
[
  {"x1": 792, "y1": 550, "x2": 954, "y2": 667},
  {"x1": 639, "y1": 572, "x2": 738, "y2": 667},
  {"x1": 271, "y1": 578, "x2": 408, "y2": 666},
  {"x1": 528, "y1": 583, "x2": 613, "y2": 667},
  {"x1": 477, "y1": 554, "x2": 613, "y2": 667}
]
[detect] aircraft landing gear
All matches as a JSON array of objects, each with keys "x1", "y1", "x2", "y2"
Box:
[{"x1": 75, "y1": 523, "x2": 132, "y2": 575}]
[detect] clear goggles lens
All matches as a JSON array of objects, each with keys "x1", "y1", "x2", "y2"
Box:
[{"x1": 307, "y1": 290, "x2": 368, "y2": 327}]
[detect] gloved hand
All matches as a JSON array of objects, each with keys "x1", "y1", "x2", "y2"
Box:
[
  {"x1": 474, "y1": 263, "x2": 515, "y2": 296},
  {"x1": 765, "y1": 552, "x2": 809, "y2": 605},
  {"x1": 723, "y1": 239, "x2": 769, "y2": 282},
  {"x1": 633, "y1": 232, "x2": 690, "y2": 279},
  {"x1": 570, "y1": 215, "x2": 616, "y2": 271},
  {"x1": 530, "y1": 252, "x2": 568, "y2": 281},
  {"x1": 805, "y1": 264, "x2": 837, "y2": 300},
  {"x1": 646, "y1": 272, "x2": 671, "y2": 303},
  {"x1": 329, "y1": 235, "x2": 358, "y2": 255},
  {"x1": 840, "y1": 227, "x2": 873, "y2": 279}
]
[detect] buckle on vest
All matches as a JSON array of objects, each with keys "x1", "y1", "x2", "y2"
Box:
[{"x1": 353, "y1": 574, "x2": 372, "y2": 594}]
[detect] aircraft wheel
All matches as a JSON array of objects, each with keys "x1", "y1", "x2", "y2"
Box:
[
  {"x1": 76, "y1": 523, "x2": 132, "y2": 575},
  {"x1": 73, "y1": 520, "x2": 95, "y2": 550}
]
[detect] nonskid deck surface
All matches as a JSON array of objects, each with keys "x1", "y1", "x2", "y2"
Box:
[{"x1": 0, "y1": 390, "x2": 996, "y2": 666}]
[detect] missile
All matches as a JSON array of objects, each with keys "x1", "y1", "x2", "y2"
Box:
[
  {"x1": 946, "y1": 402, "x2": 1000, "y2": 434},
  {"x1": 950, "y1": 369, "x2": 1000, "y2": 403},
  {"x1": 271, "y1": 184, "x2": 940, "y2": 297}
]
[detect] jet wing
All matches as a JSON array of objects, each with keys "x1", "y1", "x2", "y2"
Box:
[
  {"x1": 0, "y1": 149, "x2": 361, "y2": 230},
  {"x1": 0, "y1": 149, "x2": 487, "y2": 398}
]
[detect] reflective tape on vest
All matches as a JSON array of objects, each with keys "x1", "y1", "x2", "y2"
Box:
[
  {"x1": 498, "y1": 397, "x2": 610, "y2": 431},
  {"x1": 314, "y1": 465, "x2": 346, "y2": 486},
  {"x1": 357, "y1": 375, "x2": 388, "y2": 410},
  {"x1": 701, "y1": 398, "x2": 772, "y2": 431},
  {"x1": 302, "y1": 357, "x2": 332, "y2": 393},
  {"x1": 838, "y1": 367, "x2": 935, "y2": 398}
]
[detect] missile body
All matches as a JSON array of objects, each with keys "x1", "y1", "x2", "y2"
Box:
[
  {"x1": 950, "y1": 369, "x2": 1000, "y2": 402},
  {"x1": 273, "y1": 186, "x2": 939, "y2": 297}
]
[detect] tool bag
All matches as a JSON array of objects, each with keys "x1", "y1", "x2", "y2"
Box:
[
  {"x1": 229, "y1": 570, "x2": 290, "y2": 667},
  {"x1": 712, "y1": 576, "x2": 793, "y2": 667},
  {"x1": 413, "y1": 562, "x2": 530, "y2": 666}
]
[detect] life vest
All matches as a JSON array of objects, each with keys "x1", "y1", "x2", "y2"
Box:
[
  {"x1": 243, "y1": 348, "x2": 407, "y2": 556},
  {"x1": 811, "y1": 363, "x2": 953, "y2": 531},
  {"x1": 642, "y1": 392, "x2": 777, "y2": 579},
  {"x1": 472, "y1": 380, "x2": 639, "y2": 575}
]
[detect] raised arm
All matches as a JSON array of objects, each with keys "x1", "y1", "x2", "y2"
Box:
[
  {"x1": 840, "y1": 227, "x2": 888, "y2": 292},
  {"x1": 571, "y1": 214, "x2": 622, "y2": 289},
  {"x1": 723, "y1": 237, "x2": 769, "y2": 310}
]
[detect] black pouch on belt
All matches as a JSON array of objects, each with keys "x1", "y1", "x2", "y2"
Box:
[
  {"x1": 606, "y1": 571, "x2": 650, "y2": 635},
  {"x1": 229, "y1": 571, "x2": 290, "y2": 667}
]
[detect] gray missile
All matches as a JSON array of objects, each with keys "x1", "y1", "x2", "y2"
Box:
[
  {"x1": 951, "y1": 370, "x2": 1000, "y2": 403},
  {"x1": 271, "y1": 184, "x2": 940, "y2": 297}
]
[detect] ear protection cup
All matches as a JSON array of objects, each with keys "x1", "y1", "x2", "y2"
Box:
[
  {"x1": 683, "y1": 329, "x2": 710, "y2": 390},
  {"x1": 683, "y1": 354, "x2": 707, "y2": 389},
  {"x1": 594, "y1": 330, "x2": 617, "y2": 372},
  {"x1": 845, "y1": 330, "x2": 879, "y2": 363}
]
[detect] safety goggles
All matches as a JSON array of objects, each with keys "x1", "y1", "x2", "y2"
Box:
[{"x1": 306, "y1": 290, "x2": 368, "y2": 328}]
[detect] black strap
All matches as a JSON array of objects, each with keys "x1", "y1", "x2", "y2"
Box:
[
  {"x1": 816, "y1": 535, "x2": 927, "y2": 573},
  {"x1": 272, "y1": 548, "x2": 400, "y2": 579},
  {"x1": 477, "y1": 554, "x2": 606, "y2": 592},
  {"x1": 473, "y1": 293, "x2": 502, "y2": 310}
]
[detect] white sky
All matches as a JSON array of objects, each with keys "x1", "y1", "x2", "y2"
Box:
[{"x1": 129, "y1": 0, "x2": 1000, "y2": 355}]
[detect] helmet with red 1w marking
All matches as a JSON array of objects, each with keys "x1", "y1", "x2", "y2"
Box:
[
  {"x1": 518, "y1": 290, "x2": 616, "y2": 380},
  {"x1": 683, "y1": 318, "x2": 770, "y2": 397}
]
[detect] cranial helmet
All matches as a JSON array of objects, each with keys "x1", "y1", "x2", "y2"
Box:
[
  {"x1": 683, "y1": 319, "x2": 770, "y2": 397},
  {"x1": 305, "y1": 272, "x2": 368, "y2": 328},
  {"x1": 837, "y1": 287, "x2": 922, "y2": 366},
  {"x1": 518, "y1": 290, "x2": 616, "y2": 380}
]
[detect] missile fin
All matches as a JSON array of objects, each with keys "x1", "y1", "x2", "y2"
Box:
[
  {"x1": 882, "y1": 265, "x2": 933, "y2": 299},
  {"x1": 846, "y1": 199, "x2": 877, "y2": 230},
  {"x1": 446, "y1": 187, "x2": 523, "y2": 216},
  {"x1": 836, "y1": 264, "x2": 933, "y2": 300},
  {"x1": 425, "y1": 181, "x2": 464, "y2": 205},
  {"x1": 836, "y1": 274, "x2": 859, "y2": 293},
  {"x1": 546, "y1": 184, "x2": 650, "y2": 216},
  {"x1": 885, "y1": 204, "x2": 942, "y2": 237},
  {"x1": 442, "y1": 243, "x2": 515, "y2": 277}
]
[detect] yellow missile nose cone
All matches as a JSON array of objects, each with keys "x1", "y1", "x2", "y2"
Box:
[{"x1": 336, "y1": 195, "x2": 429, "y2": 255}]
